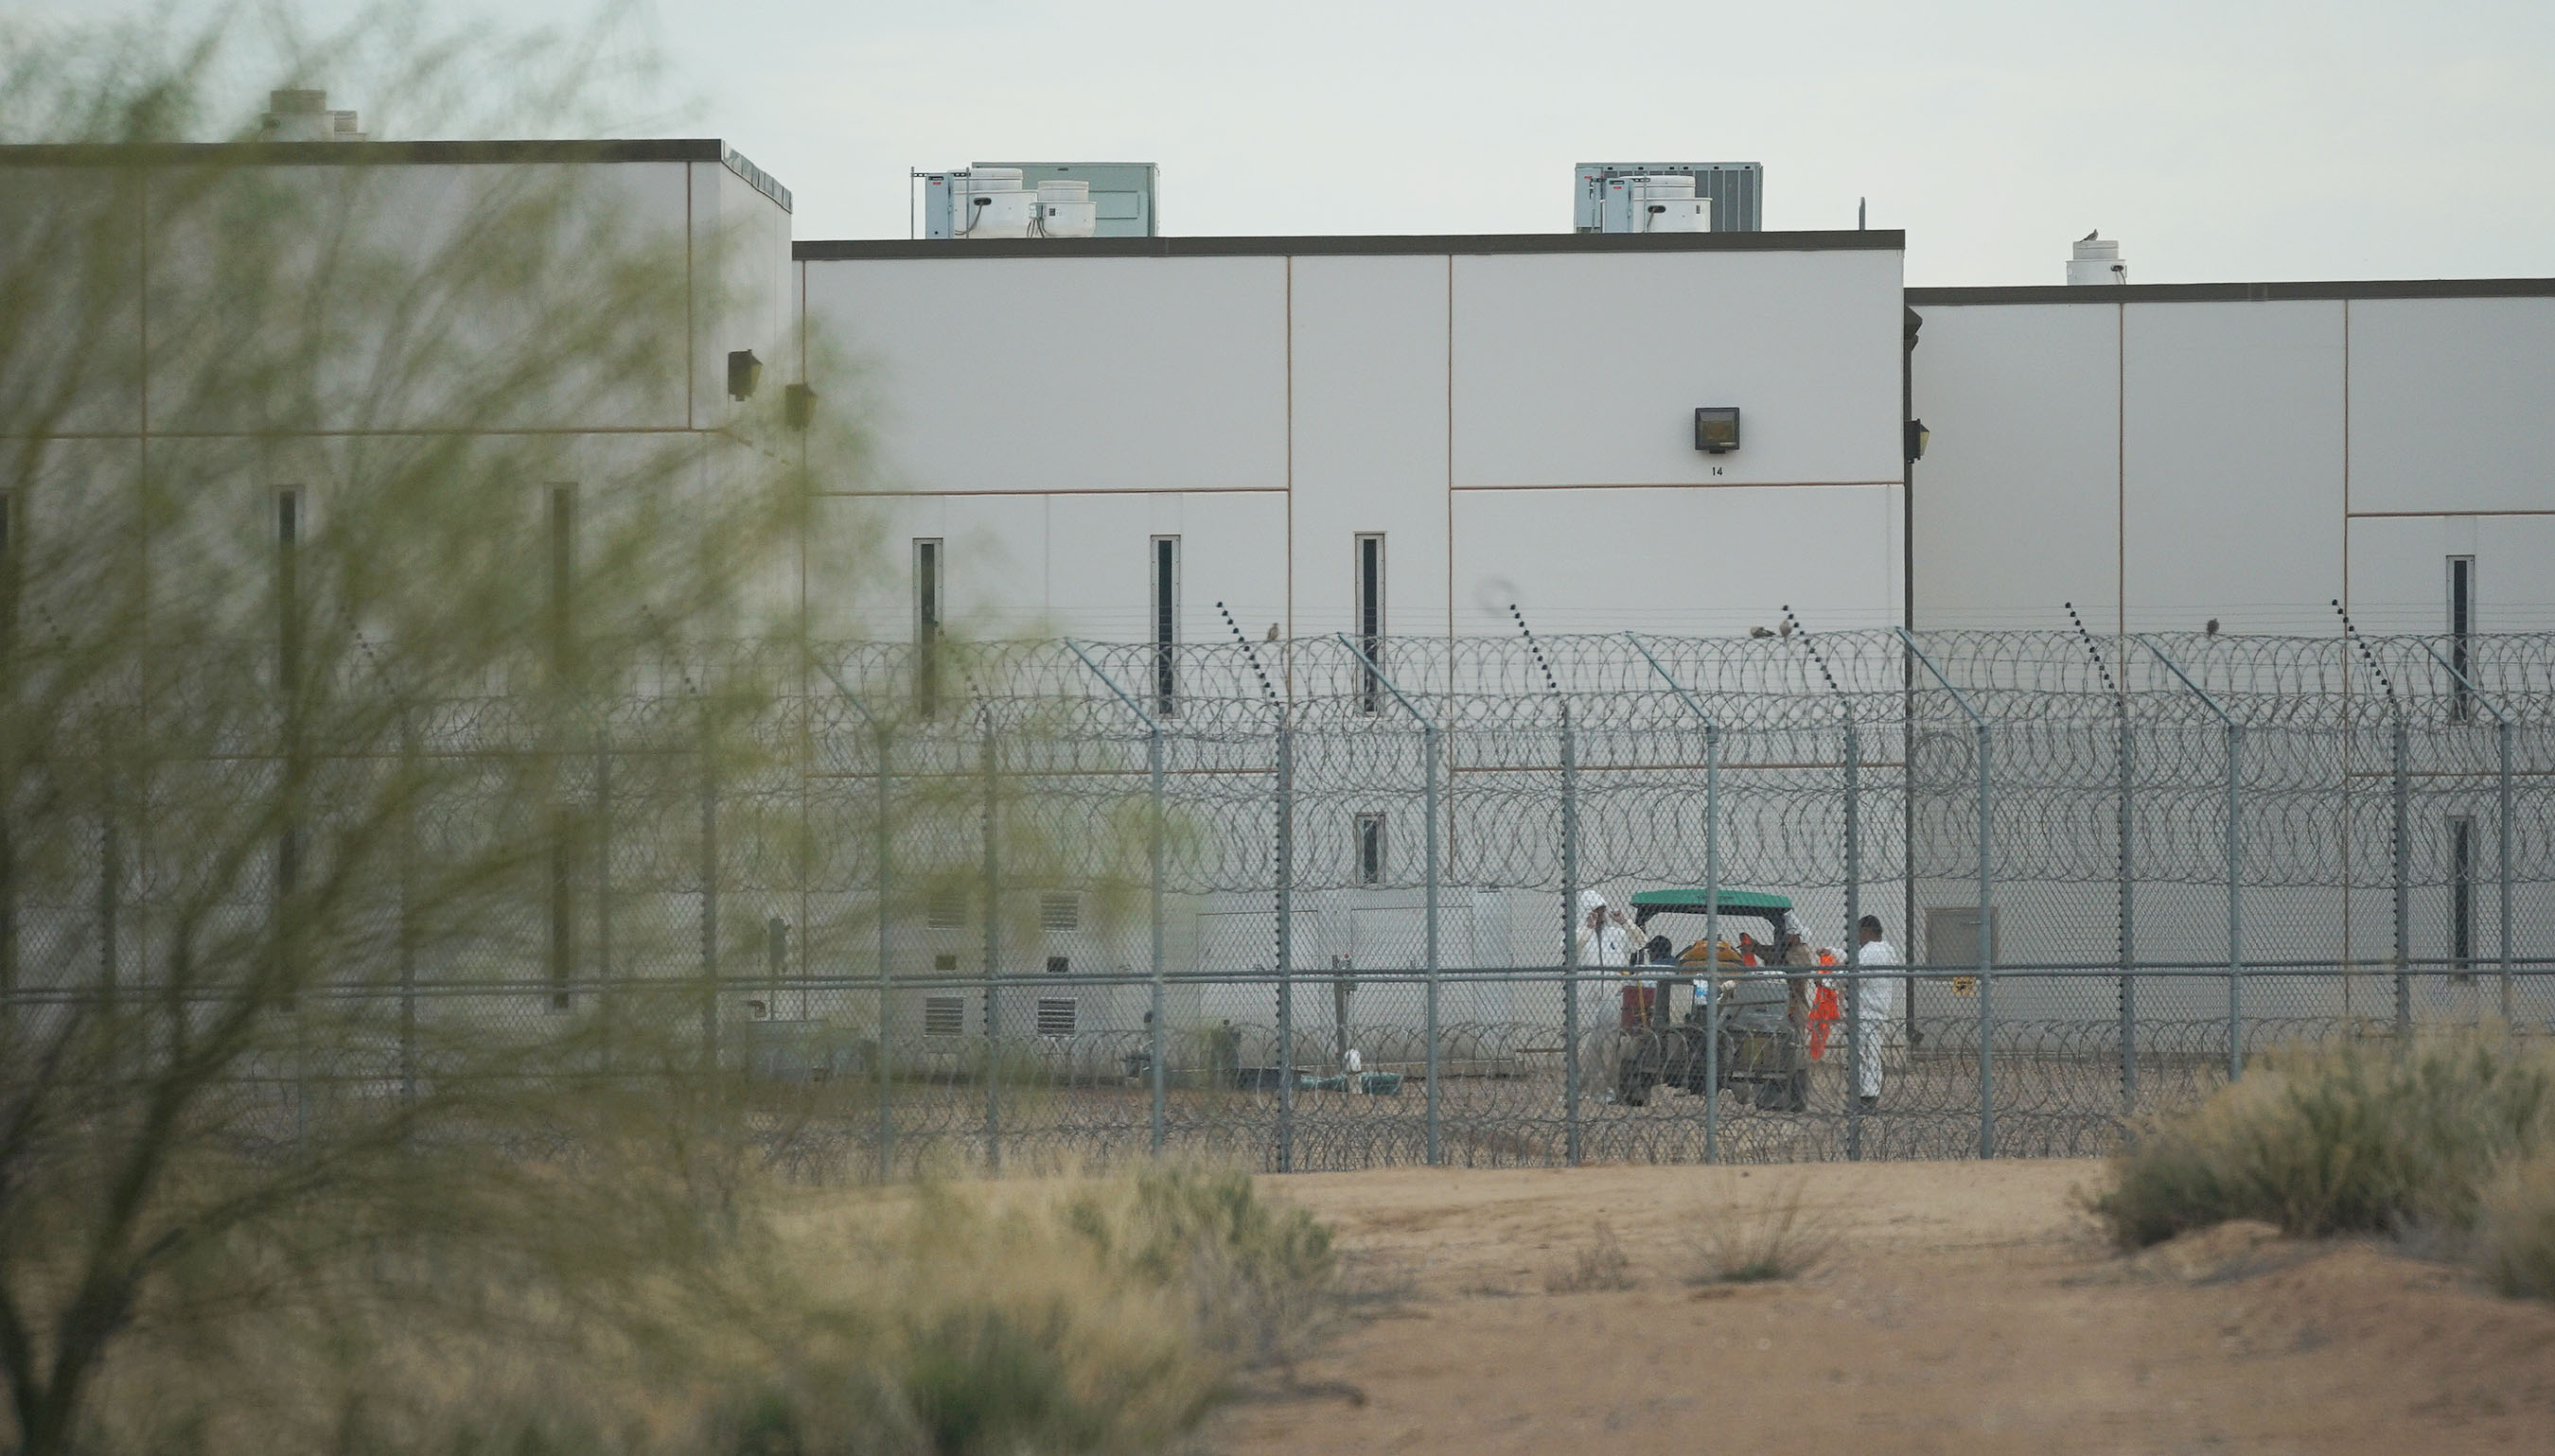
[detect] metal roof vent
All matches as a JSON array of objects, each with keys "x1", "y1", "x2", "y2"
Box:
[
  {"x1": 261, "y1": 89, "x2": 363, "y2": 142},
  {"x1": 2067, "y1": 233, "x2": 2126, "y2": 285}
]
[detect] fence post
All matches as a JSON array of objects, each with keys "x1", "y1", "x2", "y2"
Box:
[
  {"x1": 875, "y1": 723, "x2": 893, "y2": 1180},
  {"x1": 766, "y1": 916, "x2": 788, "y2": 1020},
  {"x1": 1844, "y1": 718, "x2": 1862, "y2": 1162},
  {"x1": 1276, "y1": 710, "x2": 1295, "y2": 1173},
  {"x1": 594, "y1": 717, "x2": 614, "y2": 1074},
  {"x1": 1627, "y1": 634, "x2": 1722, "y2": 1163},
  {"x1": 1560, "y1": 701, "x2": 1581, "y2": 1167},
  {"x1": 2119, "y1": 706, "x2": 2137, "y2": 1111},
  {"x1": 1976, "y1": 719, "x2": 1993, "y2": 1157},
  {"x1": 2499, "y1": 718, "x2": 2515, "y2": 1022},
  {"x1": 1957, "y1": 669, "x2": 2000, "y2": 1156},
  {"x1": 2413, "y1": 637, "x2": 2516, "y2": 1024},
  {"x1": 1149, "y1": 723, "x2": 1167, "y2": 1153},
  {"x1": 1704, "y1": 727, "x2": 1719, "y2": 1165},
  {"x1": 0, "y1": 764, "x2": 12, "y2": 1044},
  {"x1": 2393, "y1": 715, "x2": 2410, "y2": 1036},
  {"x1": 1333, "y1": 636, "x2": 1441, "y2": 1165},
  {"x1": 98, "y1": 775, "x2": 119, "y2": 1064},
  {"x1": 1896, "y1": 630, "x2": 1993, "y2": 1158},
  {"x1": 2134, "y1": 637, "x2": 2244, "y2": 1079},
  {"x1": 1215, "y1": 606, "x2": 1294, "y2": 1173},
  {"x1": 2228, "y1": 724, "x2": 2244, "y2": 1077},
  {"x1": 1422, "y1": 720, "x2": 1439, "y2": 1165},
  {"x1": 1511, "y1": 611, "x2": 1579, "y2": 1167},
  {"x1": 814, "y1": 660, "x2": 894, "y2": 1181},
  {"x1": 981, "y1": 710, "x2": 1001, "y2": 1173},
  {"x1": 1064, "y1": 640, "x2": 1170, "y2": 1157},
  {"x1": 699, "y1": 695, "x2": 720, "y2": 1074},
  {"x1": 398, "y1": 709, "x2": 418, "y2": 1107}
]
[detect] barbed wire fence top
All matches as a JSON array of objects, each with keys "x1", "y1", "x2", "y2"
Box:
[{"x1": 9, "y1": 629, "x2": 2555, "y2": 1176}]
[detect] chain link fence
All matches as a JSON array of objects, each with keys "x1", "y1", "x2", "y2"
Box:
[{"x1": 9, "y1": 628, "x2": 2554, "y2": 1177}]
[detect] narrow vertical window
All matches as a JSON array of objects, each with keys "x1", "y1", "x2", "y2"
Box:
[
  {"x1": 2448, "y1": 555, "x2": 2475, "y2": 722},
  {"x1": 0, "y1": 487, "x2": 16, "y2": 650},
  {"x1": 914, "y1": 538, "x2": 943, "y2": 714},
  {"x1": 1152, "y1": 535, "x2": 1179, "y2": 715},
  {"x1": 1, "y1": 490, "x2": 16, "y2": 1008},
  {"x1": 1355, "y1": 812, "x2": 1386, "y2": 886},
  {"x1": 547, "y1": 485, "x2": 578, "y2": 1010},
  {"x1": 2449, "y1": 814, "x2": 2476, "y2": 979},
  {"x1": 274, "y1": 489, "x2": 302, "y2": 952},
  {"x1": 275, "y1": 489, "x2": 301, "y2": 696},
  {"x1": 548, "y1": 485, "x2": 576, "y2": 687},
  {"x1": 1355, "y1": 533, "x2": 1385, "y2": 713}
]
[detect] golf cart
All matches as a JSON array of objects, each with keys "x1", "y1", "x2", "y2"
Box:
[{"x1": 1613, "y1": 888, "x2": 1812, "y2": 1112}]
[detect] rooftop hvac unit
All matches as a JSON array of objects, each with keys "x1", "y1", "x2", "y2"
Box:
[
  {"x1": 1607, "y1": 174, "x2": 1711, "y2": 234},
  {"x1": 1575, "y1": 162, "x2": 1762, "y2": 233},
  {"x1": 917, "y1": 162, "x2": 1157, "y2": 239},
  {"x1": 260, "y1": 89, "x2": 364, "y2": 142},
  {"x1": 944, "y1": 167, "x2": 1034, "y2": 238}
]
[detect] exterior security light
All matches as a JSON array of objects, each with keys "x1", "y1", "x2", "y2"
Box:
[
  {"x1": 1906, "y1": 418, "x2": 1929, "y2": 462},
  {"x1": 727, "y1": 349, "x2": 763, "y2": 401},
  {"x1": 784, "y1": 383, "x2": 816, "y2": 430},
  {"x1": 1694, "y1": 407, "x2": 1740, "y2": 453}
]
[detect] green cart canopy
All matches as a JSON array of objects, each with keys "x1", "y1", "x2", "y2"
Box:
[{"x1": 1627, "y1": 888, "x2": 1791, "y2": 927}]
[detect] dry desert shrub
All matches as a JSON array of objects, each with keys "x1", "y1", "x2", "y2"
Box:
[
  {"x1": 2476, "y1": 1146, "x2": 2555, "y2": 1300},
  {"x1": 1545, "y1": 1219, "x2": 1637, "y2": 1293},
  {"x1": 2093, "y1": 1033, "x2": 2555, "y2": 1250},
  {"x1": 1688, "y1": 1174, "x2": 1837, "y2": 1284},
  {"x1": 79, "y1": 1164, "x2": 1342, "y2": 1456},
  {"x1": 744, "y1": 1166, "x2": 1341, "y2": 1455}
]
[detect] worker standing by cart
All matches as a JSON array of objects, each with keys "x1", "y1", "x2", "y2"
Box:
[
  {"x1": 1851, "y1": 915, "x2": 1901, "y2": 1109},
  {"x1": 1577, "y1": 890, "x2": 1633, "y2": 967}
]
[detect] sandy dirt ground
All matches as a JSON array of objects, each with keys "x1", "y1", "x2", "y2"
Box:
[{"x1": 1205, "y1": 1160, "x2": 2555, "y2": 1456}]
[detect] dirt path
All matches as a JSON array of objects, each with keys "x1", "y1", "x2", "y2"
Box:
[{"x1": 1208, "y1": 1160, "x2": 2555, "y2": 1455}]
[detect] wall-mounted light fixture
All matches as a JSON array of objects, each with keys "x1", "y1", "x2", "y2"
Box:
[
  {"x1": 727, "y1": 349, "x2": 763, "y2": 402},
  {"x1": 1694, "y1": 406, "x2": 1740, "y2": 453},
  {"x1": 784, "y1": 383, "x2": 817, "y2": 430},
  {"x1": 1905, "y1": 418, "x2": 1930, "y2": 463}
]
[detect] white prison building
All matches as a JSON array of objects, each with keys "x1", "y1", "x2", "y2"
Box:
[{"x1": 4, "y1": 116, "x2": 2551, "y2": 1072}]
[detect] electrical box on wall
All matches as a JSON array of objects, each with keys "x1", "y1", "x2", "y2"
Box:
[{"x1": 1695, "y1": 407, "x2": 1741, "y2": 453}]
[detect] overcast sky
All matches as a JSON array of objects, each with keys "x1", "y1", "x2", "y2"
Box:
[{"x1": 44, "y1": 0, "x2": 2555, "y2": 286}]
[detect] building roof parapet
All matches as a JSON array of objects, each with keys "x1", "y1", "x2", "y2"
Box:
[
  {"x1": 1908, "y1": 277, "x2": 2555, "y2": 306},
  {"x1": 0, "y1": 137, "x2": 790, "y2": 211},
  {"x1": 793, "y1": 229, "x2": 1906, "y2": 261}
]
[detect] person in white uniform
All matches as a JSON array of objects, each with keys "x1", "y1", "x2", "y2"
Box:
[
  {"x1": 1851, "y1": 914, "x2": 1901, "y2": 1108},
  {"x1": 1574, "y1": 889, "x2": 1632, "y2": 967}
]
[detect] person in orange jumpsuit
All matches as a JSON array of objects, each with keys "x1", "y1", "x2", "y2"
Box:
[{"x1": 1806, "y1": 950, "x2": 1842, "y2": 1059}]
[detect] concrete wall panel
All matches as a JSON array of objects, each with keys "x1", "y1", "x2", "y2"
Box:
[
  {"x1": 1287, "y1": 254, "x2": 1453, "y2": 639},
  {"x1": 2347, "y1": 297, "x2": 2555, "y2": 517},
  {"x1": 1451, "y1": 482, "x2": 1901, "y2": 636},
  {"x1": 1451, "y1": 249, "x2": 1904, "y2": 492},
  {"x1": 802, "y1": 255, "x2": 1288, "y2": 494},
  {"x1": 1909, "y1": 303, "x2": 2120, "y2": 631},
  {"x1": 2121, "y1": 301, "x2": 2345, "y2": 634}
]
